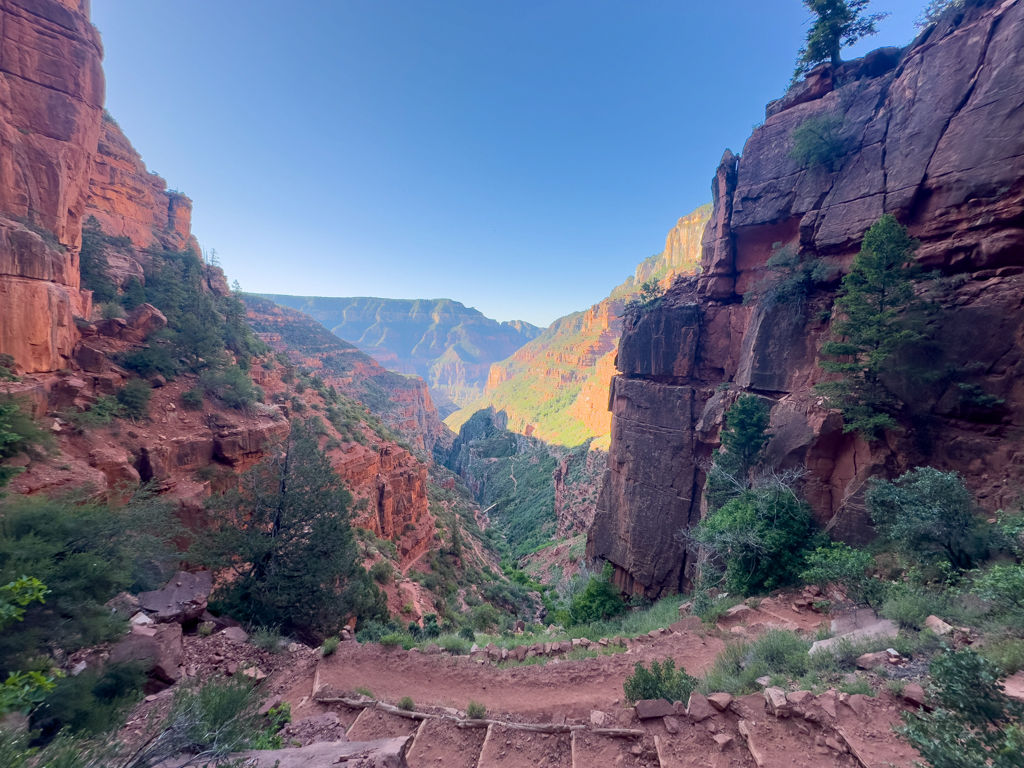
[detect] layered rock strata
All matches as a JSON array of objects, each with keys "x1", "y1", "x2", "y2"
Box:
[{"x1": 590, "y1": 0, "x2": 1024, "y2": 597}]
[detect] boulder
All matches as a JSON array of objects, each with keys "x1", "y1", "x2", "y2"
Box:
[
  {"x1": 713, "y1": 733, "x2": 734, "y2": 751},
  {"x1": 97, "y1": 317, "x2": 127, "y2": 338},
  {"x1": 686, "y1": 692, "x2": 715, "y2": 722},
  {"x1": 663, "y1": 715, "x2": 681, "y2": 734},
  {"x1": 856, "y1": 651, "x2": 890, "y2": 670},
  {"x1": 809, "y1": 610, "x2": 898, "y2": 656},
  {"x1": 707, "y1": 693, "x2": 732, "y2": 712},
  {"x1": 223, "y1": 626, "x2": 249, "y2": 644},
  {"x1": 590, "y1": 710, "x2": 607, "y2": 727},
  {"x1": 634, "y1": 699, "x2": 674, "y2": 720},
  {"x1": 126, "y1": 303, "x2": 167, "y2": 338},
  {"x1": 137, "y1": 571, "x2": 212, "y2": 623},
  {"x1": 1002, "y1": 671, "x2": 1024, "y2": 703},
  {"x1": 105, "y1": 591, "x2": 141, "y2": 616},
  {"x1": 924, "y1": 615, "x2": 954, "y2": 635},
  {"x1": 109, "y1": 623, "x2": 183, "y2": 685},
  {"x1": 75, "y1": 343, "x2": 107, "y2": 373},
  {"x1": 764, "y1": 687, "x2": 791, "y2": 718},
  {"x1": 902, "y1": 683, "x2": 926, "y2": 708}
]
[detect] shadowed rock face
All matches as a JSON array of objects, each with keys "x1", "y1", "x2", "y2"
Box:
[{"x1": 590, "y1": 0, "x2": 1024, "y2": 598}]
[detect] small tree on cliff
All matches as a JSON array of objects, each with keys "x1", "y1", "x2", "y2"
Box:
[
  {"x1": 194, "y1": 419, "x2": 387, "y2": 642},
  {"x1": 704, "y1": 395, "x2": 772, "y2": 509},
  {"x1": 795, "y1": 0, "x2": 888, "y2": 79},
  {"x1": 815, "y1": 214, "x2": 922, "y2": 440}
]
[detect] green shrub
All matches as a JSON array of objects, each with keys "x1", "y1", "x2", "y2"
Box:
[
  {"x1": 119, "y1": 341, "x2": 178, "y2": 379},
  {"x1": 701, "y1": 630, "x2": 812, "y2": 695},
  {"x1": 32, "y1": 662, "x2": 147, "y2": 737},
  {"x1": 980, "y1": 635, "x2": 1024, "y2": 676},
  {"x1": 249, "y1": 628, "x2": 284, "y2": 654},
  {"x1": 459, "y1": 625, "x2": 476, "y2": 641},
  {"x1": 470, "y1": 603, "x2": 501, "y2": 632},
  {"x1": 380, "y1": 633, "x2": 406, "y2": 648},
  {"x1": 201, "y1": 366, "x2": 260, "y2": 410},
  {"x1": 101, "y1": 302, "x2": 124, "y2": 320},
  {"x1": 789, "y1": 114, "x2": 845, "y2": 171},
  {"x1": 65, "y1": 395, "x2": 120, "y2": 432},
  {"x1": 568, "y1": 563, "x2": 626, "y2": 625},
  {"x1": 321, "y1": 637, "x2": 340, "y2": 657},
  {"x1": 116, "y1": 379, "x2": 152, "y2": 421},
  {"x1": 370, "y1": 560, "x2": 394, "y2": 585},
  {"x1": 972, "y1": 563, "x2": 1024, "y2": 615},
  {"x1": 880, "y1": 585, "x2": 949, "y2": 630},
  {"x1": 181, "y1": 388, "x2": 204, "y2": 410},
  {"x1": 0, "y1": 399, "x2": 52, "y2": 488},
  {"x1": 355, "y1": 687, "x2": 374, "y2": 698},
  {"x1": 867, "y1": 467, "x2": 985, "y2": 570},
  {"x1": 801, "y1": 542, "x2": 879, "y2": 606},
  {"x1": 398, "y1": 696, "x2": 415, "y2": 711},
  {"x1": 896, "y1": 649, "x2": 1024, "y2": 767},
  {"x1": 466, "y1": 701, "x2": 487, "y2": 719},
  {"x1": 624, "y1": 659, "x2": 697, "y2": 705}
]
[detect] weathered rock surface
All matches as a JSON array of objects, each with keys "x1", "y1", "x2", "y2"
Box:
[
  {"x1": 229, "y1": 738, "x2": 411, "y2": 768},
  {"x1": 137, "y1": 571, "x2": 212, "y2": 624},
  {"x1": 590, "y1": 0, "x2": 1024, "y2": 595},
  {"x1": 109, "y1": 622, "x2": 183, "y2": 685}
]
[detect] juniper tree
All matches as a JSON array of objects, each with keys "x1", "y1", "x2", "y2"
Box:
[
  {"x1": 795, "y1": 0, "x2": 888, "y2": 79},
  {"x1": 194, "y1": 419, "x2": 387, "y2": 642},
  {"x1": 816, "y1": 214, "x2": 921, "y2": 439}
]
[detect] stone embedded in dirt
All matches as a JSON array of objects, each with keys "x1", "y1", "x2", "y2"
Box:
[
  {"x1": 137, "y1": 571, "x2": 212, "y2": 624},
  {"x1": 764, "y1": 687, "x2": 790, "y2": 718},
  {"x1": 856, "y1": 651, "x2": 889, "y2": 670},
  {"x1": 707, "y1": 693, "x2": 732, "y2": 712},
  {"x1": 598, "y1": 638, "x2": 608, "y2": 647},
  {"x1": 225, "y1": 661, "x2": 239, "y2": 676},
  {"x1": 1003, "y1": 671, "x2": 1024, "y2": 702},
  {"x1": 713, "y1": 733, "x2": 734, "y2": 751},
  {"x1": 259, "y1": 695, "x2": 283, "y2": 716},
  {"x1": 110, "y1": 622, "x2": 183, "y2": 685},
  {"x1": 243, "y1": 667, "x2": 268, "y2": 682},
  {"x1": 423, "y1": 643, "x2": 441, "y2": 655},
  {"x1": 670, "y1": 617, "x2": 703, "y2": 634},
  {"x1": 786, "y1": 690, "x2": 814, "y2": 708},
  {"x1": 278, "y1": 713, "x2": 348, "y2": 747},
  {"x1": 648, "y1": 630, "x2": 660, "y2": 639},
  {"x1": 924, "y1": 615, "x2": 954, "y2": 635},
  {"x1": 679, "y1": 601, "x2": 693, "y2": 615},
  {"x1": 816, "y1": 690, "x2": 838, "y2": 719},
  {"x1": 826, "y1": 736, "x2": 847, "y2": 753},
  {"x1": 130, "y1": 611, "x2": 153, "y2": 626},
  {"x1": 730, "y1": 626, "x2": 748, "y2": 635},
  {"x1": 590, "y1": 710, "x2": 607, "y2": 727},
  {"x1": 513, "y1": 646, "x2": 527, "y2": 661},
  {"x1": 755, "y1": 676, "x2": 771, "y2": 687},
  {"x1": 725, "y1": 604, "x2": 752, "y2": 619},
  {"x1": 223, "y1": 626, "x2": 249, "y2": 643},
  {"x1": 902, "y1": 683, "x2": 926, "y2": 708},
  {"x1": 514, "y1": 620, "x2": 526, "y2": 632},
  {"x1": 635, "y1": 699, "x2": 674, "y2": 719},
  {"x1": 663, "y1": 715, "x2": 681, "y2": 734},
  {"x1": 132, "y1": 625, "x2": 157, "y2": 637},
  {"x1": 686, "y1": 693, "x2": 715, "y2": 722}
]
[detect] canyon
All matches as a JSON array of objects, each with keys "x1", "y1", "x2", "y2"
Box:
[
  {"x1": 261, "y1": 295, "x2": 541, "y2": 413},
  {"x1": 590, "y1": 0, "x2": 1024, "y2": 597}
]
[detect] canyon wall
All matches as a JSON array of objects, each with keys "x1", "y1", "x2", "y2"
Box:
[
  {"x1": 590, "y1": 0, "x2": 1024, "y2": 597},
  {"x1": 0, "y1": 0, "x2": 103, "y2": 372}
]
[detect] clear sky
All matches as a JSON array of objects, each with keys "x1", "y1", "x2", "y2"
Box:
[{"x1": 92, "y1": 1, "x2": 925, "y2": 328}]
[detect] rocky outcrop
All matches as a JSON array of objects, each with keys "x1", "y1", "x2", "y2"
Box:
[
  {"x1": 0, "y1": 0, "x2": 104, "y2": 373},
  {"x1": 590, "y1": 0, "x2": 1024, "y2": 597},
  {"x1": 260, "y1": 295, "x2": 542, "y2": 408},
  {"x1": 86, "y1": 117, "x2": 200, "y2": 254}
]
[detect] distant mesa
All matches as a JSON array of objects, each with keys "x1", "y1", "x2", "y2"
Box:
[{"x1": 258, "y1": 296, "x2": 541, "y2": 414}]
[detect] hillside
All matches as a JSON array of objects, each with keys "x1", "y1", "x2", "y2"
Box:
[
  {"x1": 447, "y1": 203, "x2": 712, "y2": 449},
  {"x1": 260, "y1": 295, "x2": 541, "y2": 413}
]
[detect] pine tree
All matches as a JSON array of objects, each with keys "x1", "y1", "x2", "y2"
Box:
[
  {"x1": 194, "y1": 419, "x2": 387, "y2": 642},
  {"x1": 719, "y1": 395, "x2": 771, "y2": 480},
  {"x1": 795, "y1": 0, "x2": 888, "y2": 79},
  {"x1": 816, "y1": 214, "x2": 921, "y2": 440}
]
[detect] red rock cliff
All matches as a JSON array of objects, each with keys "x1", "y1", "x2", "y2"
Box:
[
  {"x1": 590, "y1": 0, "x2": 1024, "y2": 597},
  {"x1": 0, "y1": 0, "x2": 103, "y2": 372}
]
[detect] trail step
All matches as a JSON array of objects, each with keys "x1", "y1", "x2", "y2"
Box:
[
  {"x1": 346, "y1": 706, "x2": 420, "y2": 742},
  {"x1": 406, "y1": 716, "x2": 488, "y2": 768},
  {"x1": 476, "y1": 722, "x2": 572, "y2": 767}
]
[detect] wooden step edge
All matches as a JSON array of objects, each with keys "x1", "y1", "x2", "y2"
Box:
[{"x1": 474, "y1": 723, "x2": 494, "y2": 768}]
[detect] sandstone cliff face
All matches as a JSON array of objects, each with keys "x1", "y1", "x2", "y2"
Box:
[
  {"x1": 86, "y1": 117, "x2": 200, "y2": 255},
  {"x1": 590, "y1": 0, "x2": 1024, "y2": 597},
  {"x1": 0, "y1": 0, "x2": 103, "y2": 372}
]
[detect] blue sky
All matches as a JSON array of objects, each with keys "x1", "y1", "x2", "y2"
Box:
[{"x1": 92, "y1": 1, "x2": 925, "y2": 327}]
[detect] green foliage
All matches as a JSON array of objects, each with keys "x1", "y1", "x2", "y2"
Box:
[
  {"x1": 32, "y1": 662, "x2": 146, "y2": 736},
  {"x1": 917, "y1": 0, "x2": 965, "y2": 28},
  {"x1": 200, "y1": 365, "x2": 260, "y2": 410},
  {"x1": 249, "y1": 628, "x2": 284, "y2": 654},
  {"x1": 568, "y1": 563, "x2": 626, "y2": 625},
  {"x1": 624, "y1": 278, "x2": 664, "y2": 315},
  {"x1": 880, "y1": 583, "x2": 950, "y2": 630},
  {"x1": 470, "y1": 603, "x2": 501, "y2": 632},
  {"x1": 100, "y1": 302, "x2": 124, "y2": 320},
  {"x1": 466, "y1": 701, "x2": 487, "y2": 719},
  {"x1": 719, "y1": 395, "x2": 771, "y2": 481},
  {"x1": 801, "y1": 542, "x2": 878, "y2": 605},
  {"x1": 370, "y1": 560, "x2": 394, "y2": 585},
  {"x1": 398, "y1": 696, "x2": 415, "y2": 711},
  {"x1": 0, "y1": 491, "x2": 181, "y2": 676},
  {"x1": 742, "y1": 244, "x2": 832, "y2": 310},
  {"x1": 896, "y1": 649, "x2": 1024, "y2": 768},
  {"x1": 193, "y1": 420, "x2": 387, "y2": 642},
  {"x1": 379, "y1": 632, "x2": 406, "y2": 648},
  {"x1": 0, "y1": 354, "x2": 16, "y2": 382},
  {"x1": 459, "y1": 625, "x2": 476, "y2": 641},
  {"x1": 693, "y1": 481, "x2": 817, "y2": 595},
  {"x1": 117, "y1": 337, "x2": 179, "y2": 380},
  {"x1": 0, "y1": 576, "x2": 48, "y2": 629},
  {"x1": 0, "y1": 399, "x2": 52, "y2": 488},
  {"x1": 623, "y1": 658, "x2": 698, "y2": 705},
  {"x1": 816, "y1": 214, "x2": 923, "y2": 439},
  {"x1": 867, "y1": 467, "x2": 983, "y2": 570},
  {"x1": 972, "y1": 564, "x2": 1024, "y2": 614},
  {"x1": 116, "y1": 378, "x2": 152, "y2": 421},
  {"x1": 981, "y1": 635, "x2": 1024, "y2": 677},
  {"x1": 794, "y1": 0, "x2": 888, "y2": 77},
  {"x1": 321, "y1": 636, "x2": 340, "y2": 657},
  {"x1": 180, "y1": 387, "x2": 204, "y2": 410},
  {"x1": 700, "y1": 630, "x2": 813, "y2": 695},
  {"x1": 790, "y1": 113, "x2": 846, "y2": 171},
  {"x1": 79, "y1": 217, "x2": 122, "y2": 305},
  {"x1": 63, "y1": 396, "x2": 120, "y2": 433}
]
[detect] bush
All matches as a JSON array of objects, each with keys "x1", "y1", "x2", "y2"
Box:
[
  {"x1": 0, "y1": 399, "x2": 52, "y2": 488},
  {"x1": 119, "y1": 341, "x2": 178, "y2": 380},
  {"x1": 32, "y1": 662, "x2": 147, "y2": 739},
  {"x1": 181, "y1": 387, "x2": 205, "y2": 410},
  {"x1": 880, "y1": 585, "x2": 949, "y2": 630},
  {"x1": 470, "y1": 603, "x2": 501, "y2": 632},
  {"x1": 701, "y1": 630, "x2": 813, "y2": 695},
  {"x1": 398, "y1": 696, "x2": 415, "y2": 711},
  {"x1": 971, "y1": 563, "x2": 1024, "y2": 615},
  {"x1": 801, "y1": 542, "x2": 878, "y2": 606},
  {"x1": 980, "y1": 635, "x2": 1024, "y2": 677},
  {"x1": 867, "y1": 467, "x2": 984, "y2": 570},
  {"x1": 116, "y1": 378, "x2": 152, "y2": 421},
  {"x1": 380, "y1": 633, "x2": 406, "y2": 648},
  {"x1": 624, "y1": 659, "x2": 697, "y2": 705},
  {"x1": 568, "y1": 563, "x2": 626, "y2": 625},
  {"x1": 321, "y1": 637, "x2": 340, "y2": 657},
  {"x1": 101, "y1": 302, "x2": 124, "y2": 320},
  {"x1": 64, "y1": 395, "x2": 120, "y2": 432},
  {"x1": 459, "y1": 625, "x2": 476, "y2": 641},
  {"x1": 466, "y1": 701, "x2": 487, "y2": 719},
  {"x1": 249, "y1": 628, "x2": 284, "y2": 654},
  {"x1": 789, "y1": 114, "x2": 845, "y2": 171},
  {"x1": 370, "y1": 560, "x2": 394, "y2": 585},
  {"x1": 200, "y1": 365, "x2": 260, "y2": 410},
  {"x1": 896, "y1": 649, "x2": 1024, "y2": 767}
]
